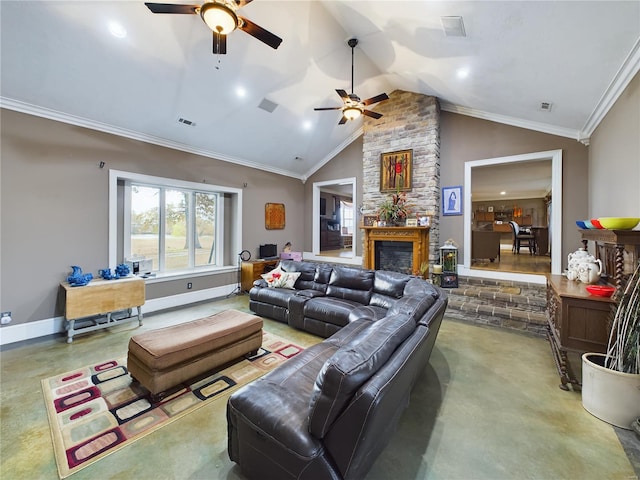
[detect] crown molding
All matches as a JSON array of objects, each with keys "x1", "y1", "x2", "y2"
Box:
[
  {"x1": 580, "y1": 36, "x2": 640, "y2": 138},
  {"x1": 301, "y1": 127, "x2": 364, "y2": 183},
  {"x1": 439, "y1": 102, "x2": 583, "y2": 141},
  {"x1": 0, "y1": 98, "x2": 305, "y2": 180}
]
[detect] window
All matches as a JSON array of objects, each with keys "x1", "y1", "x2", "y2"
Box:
[
  {"x1": 128, "y1": 185, "x2": 218, "y2": 272},
  {"x1": 341, "y1": 201, "x2": 354, "y2": 234},
  {"x1": 110, "y1": 170, "x2": 242, "y2": 278}
]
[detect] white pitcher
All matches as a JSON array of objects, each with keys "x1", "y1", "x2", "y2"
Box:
[{"x1": 578, "y1": 259, "x2": 603, "y2": 284}]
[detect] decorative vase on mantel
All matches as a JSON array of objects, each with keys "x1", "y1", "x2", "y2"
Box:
[{"x1": 377, "y1": 190, "x2": 413, "y2": 227}]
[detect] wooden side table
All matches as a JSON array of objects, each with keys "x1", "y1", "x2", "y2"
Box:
[
  {"x1": 241, "y1": 259, "x2": 280, "y2": 292},
  {"x1": 61, "y1": 276, "x2": 145, "y2": 343}
]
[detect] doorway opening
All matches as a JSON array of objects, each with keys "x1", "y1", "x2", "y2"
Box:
[
  {"x1": 311, "y1": 178, "x2": 358, "y2": 264},
  {"x1": 462, "y1": 150, "x2": 563, "y2": 283}
]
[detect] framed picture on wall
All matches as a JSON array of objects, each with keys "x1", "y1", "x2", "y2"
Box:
[
  {"x1": 380, "y1": 149, "x2": 412, "y2": 193},
  {"x1": 442, "y1": 186, "x2": 462, "y2": 216},
  {"x1": 363, "y1": 215, "x2": 377, "y2": 227}
]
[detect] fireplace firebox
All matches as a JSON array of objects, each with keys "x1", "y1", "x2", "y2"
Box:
[{"x1": 362, "y1": 226, "x2": 430, "y2": 276}]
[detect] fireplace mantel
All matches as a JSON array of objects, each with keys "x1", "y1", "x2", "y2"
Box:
[{"x1": 362, "y1": 226, "x2": 430, "y2": 274}]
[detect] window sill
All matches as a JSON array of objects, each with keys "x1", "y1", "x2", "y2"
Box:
[{"x1": 137, "y1": 265, "x2": 237, "y2": 284}]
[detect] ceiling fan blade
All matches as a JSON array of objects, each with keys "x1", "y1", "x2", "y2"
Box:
[
  {"x1": 238, "y1": 16, "x2": 282, "y2": 49},
  {"x1": 363, "y1": 109, "x2": 383, "y2": 119},
  {"x1": 144, "y1": 3, "x2": 198, "y2": 14},
  {"x1": 335, "y1": 89, "x2": 349, "y2": 100},
  {"x1": 233, "y1": 0, "x2": 253, "y2": 7},
  {"x1": 314, "y1": 107, "x2": 342, "y2": 111},
  {"x1": 212, "y1": 32, "x2": 227, "y2": 55},
  {"x1": 363, "y1": 93, "x2": 389, "y2": 106},
  {"x1": 338, "y1": 116, "x2": 348, "y2": 125}
]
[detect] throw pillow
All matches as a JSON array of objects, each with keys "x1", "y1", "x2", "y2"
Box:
[{"x1": 261, "y1": 267, "x2": 301, "y2": 289}]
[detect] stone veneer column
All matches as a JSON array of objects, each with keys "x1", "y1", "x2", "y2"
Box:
[{"x1": 362, "y1": 90, "x2": 441, "y2": 265}]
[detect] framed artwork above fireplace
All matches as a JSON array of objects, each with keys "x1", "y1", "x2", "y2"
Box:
[{"x1": 380, "y1": 149, "x2": 412, "y2": 192}]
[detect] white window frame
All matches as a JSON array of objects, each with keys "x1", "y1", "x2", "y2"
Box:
[{"x1": 109, "y1": 170, "x2": 243, "y2": 278}]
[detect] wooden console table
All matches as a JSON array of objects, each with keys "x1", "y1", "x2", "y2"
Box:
[
  {"x1": 546, "y1": 274, "x2": 614, "y2": 390},
  {"x1": 241, "y1": 259, "x2": 280, "y2": 292},
  {"x1": 61, "y1": 276, "x2": 145, "y2": 343},
  {"x1": 580, "y1": 229, "x2": 640, "y2": 292}
]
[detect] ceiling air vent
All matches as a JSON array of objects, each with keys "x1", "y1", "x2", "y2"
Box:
[
  {"x1": 540, "y1": 102, "x2": 553, "y2": 112},
  {"x1": 258, "y1": 98, "x2": 279, "y2": 113},
  {"x1": 441, "y1": 16, "x2": 466, "y2": 37},
  {"x1": 178, "y1": 117, "x2": 196, "y2": 126}
]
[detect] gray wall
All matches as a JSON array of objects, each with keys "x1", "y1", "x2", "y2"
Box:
[
  {"x1": 439, "y1": 111, "x2": 590, "y2": 264},
  {"x1": 305, "y1": 137, "x2": 364, "y2": 255},
  {"x1": 1, "y1": 109, "x2": 304, "y2": 326},
  {"x1": 589, "y1": 71, "x2": 640, "y2": 216},
  {"x1": 3, "y1": 71, "x2": 638, "y2": 329}
]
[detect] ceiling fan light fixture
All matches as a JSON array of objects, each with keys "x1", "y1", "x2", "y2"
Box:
[
  {"x1": 200, "y1": 2, "x2": 237, "y2": 35},
  {"x1": 343, "y1": 106, "x2": 362, "y2": 121}
]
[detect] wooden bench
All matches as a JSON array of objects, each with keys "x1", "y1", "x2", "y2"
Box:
[{"x1": 127, "y1": 310, "x2": 263, "y2": 400}]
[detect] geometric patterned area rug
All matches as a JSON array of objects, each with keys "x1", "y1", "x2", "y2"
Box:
[{"x1": 41, "y1": 331, "x2": 304, "y2": 478}]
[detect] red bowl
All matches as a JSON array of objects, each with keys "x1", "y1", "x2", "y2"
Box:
[
  {"x1": 590, "y1": 218, "x2": 604, "y2": 229},
  {"x1": 585, "y1": 285, "x2": 615, "y2": 297}
]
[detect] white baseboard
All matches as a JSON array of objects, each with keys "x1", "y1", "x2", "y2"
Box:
[{"x1": 0, "y1": 284, "x2": 236, "y2": 346}]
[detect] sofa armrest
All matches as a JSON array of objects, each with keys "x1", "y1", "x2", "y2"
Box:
[
  {"x1": 227, "y1": 380, "x2": 323, "y2": 460},
  {"x1": 253, "y1": 278, "x2": 268, "y2": 288}
]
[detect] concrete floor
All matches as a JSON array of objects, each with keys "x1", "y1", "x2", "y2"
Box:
[{"x1": 1, "y1": 294, "x2": 638, "y2": 480}]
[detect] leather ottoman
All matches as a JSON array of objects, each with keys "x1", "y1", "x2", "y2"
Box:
[{"x1": 128, "y1": 309, "x2": 263, "y2": 400}]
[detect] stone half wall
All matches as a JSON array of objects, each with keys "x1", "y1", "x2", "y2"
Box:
[{"x1": 362, "y1": 90, "x2": 441, "y2": 264}]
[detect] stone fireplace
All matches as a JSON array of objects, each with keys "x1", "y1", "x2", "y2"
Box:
[
  {"x1": 362, "y1": 90, "x2": 441, "y2": 264},
  {"x1": 363, "y1": 226, "x2": 430, "y2": 275}
]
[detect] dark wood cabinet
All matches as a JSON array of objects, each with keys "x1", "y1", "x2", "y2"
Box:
[
  {"x1": 546, "y1": 274, "x2": 614, "y2": 390},
  {"x1": 320, "y1": 217, "x2": 342, "y2": 250},
  {"x1": 241, "y1": 259, "x2": 279, "y2": 292}
]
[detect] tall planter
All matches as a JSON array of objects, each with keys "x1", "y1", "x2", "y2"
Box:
[
  {"x1": 582, "y1": 260, "x2": 640, "y2": 429},
  {"x1": 582, "y1": 353, "x2": 640, "y2": 429}
]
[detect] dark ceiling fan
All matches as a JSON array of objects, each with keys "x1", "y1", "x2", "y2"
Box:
[
  {"x1": 314, "y1": 38, "x2": 389, "y2": 125},
  {"x1": 144, "y1": 1, "x2": 282, "y2": 55}
]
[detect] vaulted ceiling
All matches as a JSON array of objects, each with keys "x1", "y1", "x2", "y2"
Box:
[{"x1": 1, "y1": 1, "x2": 639, "y2": 181}]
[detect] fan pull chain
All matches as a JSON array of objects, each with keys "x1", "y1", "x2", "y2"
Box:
[{"x1": 215, "y1": 27, "x2": 222, "y2": 69}]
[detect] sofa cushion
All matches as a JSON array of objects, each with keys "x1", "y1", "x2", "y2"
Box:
[
  {"x1": 280, "y1": 260, "x2": 317, "y2": 290},
  {"x1": 251, "y1": 285, "x2": 298, "y2": 309},
  {"x1": 314, "y1": 264, "x2": 333, "y2": 286},
  {"x1": 388, "y1": 295, "x2": 436, "y2": 322},
  {"x1": 307, "y1": 313, "x2": 416, "y2": 438},
  {"x1": 303, "y1": 297, "x2": 364, "y2": 328},
  {"x1": 261, "y1": 266, "x2": 301, "y2": 289},
  {"x1": 325, "y1": 266, "x2": 374, "y2": 305},
  {"x1": 347, "y1": 305, "x2": 389, "y2": 323},
  {"x1": 370, "y1": 270, "x2": 411, "y2": 309}
]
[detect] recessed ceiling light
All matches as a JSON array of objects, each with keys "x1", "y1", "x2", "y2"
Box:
[
  {"x1": 456, "y1": 67, "x2": 470, "y2": 79},
  {"x1": 108, "y1": 21, "x2": 127, "y2": 39},
  {"x1": 236, "y1": 86, "x2": 246, "y2": 98},
  {"x1": 302, "y1": 120, "x2": 312, "y2": 130},
  {"x1": 500, "y1": 191, "x2": 506, "y2": 195}
]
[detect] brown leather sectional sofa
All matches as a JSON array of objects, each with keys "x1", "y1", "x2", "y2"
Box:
[{"x1": 227, "y1": 261, "x2": 448, "y2": 479}]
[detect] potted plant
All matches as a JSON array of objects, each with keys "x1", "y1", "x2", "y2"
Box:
[
  {"x1": 413, "y1": 261, "x2": 429, "y2": 279},
  {"x1": 378, "y1": 190, "x2": 413, "y2": 225},
  {"x1": 582, "y1": 261, "x2": 640, "y2": 429}
]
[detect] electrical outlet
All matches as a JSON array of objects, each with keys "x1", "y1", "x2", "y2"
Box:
[
  {"x1": 1, "y1": 311, "x2": 12, "y2": 325},
  {"x1": 187, "y1": 282, "x2": 192, "y2": 290}
]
